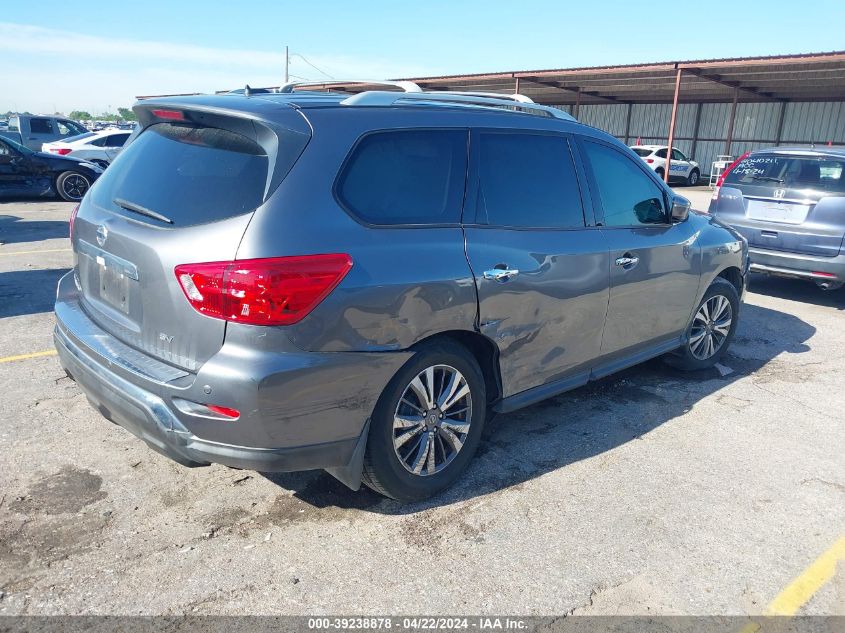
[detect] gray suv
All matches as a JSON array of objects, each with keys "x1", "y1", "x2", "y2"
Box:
[
  {"x1": 709, "y1": 147, "x2": 845, "y2": 290},
  {"x1": 53, "y1": 87, "x2": 748, "y2": 501}
]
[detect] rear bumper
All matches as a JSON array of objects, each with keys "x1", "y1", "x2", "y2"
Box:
[
  {"x1": 53, "y1": 272, "x2": 410, "y2": 480},
  {"x1": 748, "y1": 247, "x2": 845, "y2": 282}
]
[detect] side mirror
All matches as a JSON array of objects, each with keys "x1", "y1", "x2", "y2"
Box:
[{"x1": 671, "y1": 195, "x2": 691, "y2": 222}]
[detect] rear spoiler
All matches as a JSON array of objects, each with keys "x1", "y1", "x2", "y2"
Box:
[{"x1": 132, "y1": 97, "x2": 312, "y2": 201}]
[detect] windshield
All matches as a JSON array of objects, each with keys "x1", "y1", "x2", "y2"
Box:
[
  {"x1": 725, "y1": 154, "x2": 845, "y2": 194},
  {"x1": 631, "y1": 148, "x2": 652, "y2": 157}
]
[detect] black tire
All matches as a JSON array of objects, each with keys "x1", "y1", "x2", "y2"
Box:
[
  {"x1": 55, "y1": 170, "x2": 91, "y2": 202},
  {"x1": 686, "y1": 168, "x2": 700, "y2": 186},
  {"x1": 667, "y1": 277, "x2": 740, "y2": 371},
  {"x1": 655, "y1": 167, "x2": 665, "y2": 181},
  {"x1": 362, "y1": 342, "x2": 486, "y2": 501}
]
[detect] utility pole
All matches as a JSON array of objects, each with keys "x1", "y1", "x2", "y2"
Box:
[{"x1": 284, "y1": 46, "x2": 289, "y2": 84}]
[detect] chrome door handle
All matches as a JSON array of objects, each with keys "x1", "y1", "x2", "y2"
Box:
[
  {"x1": 483, "y1": 268, "x2": 519, "y2": 282},
  {"x1": 615, "y1": 256, "x2": 639, "y2": 267}
]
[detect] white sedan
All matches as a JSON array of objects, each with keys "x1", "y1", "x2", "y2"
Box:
[
  {"x1": 630, "y1": 145, "x2": 702, "y2": 186},
  {"x1": 42, "y1": 128, "x2": 132, "y2": 168}
]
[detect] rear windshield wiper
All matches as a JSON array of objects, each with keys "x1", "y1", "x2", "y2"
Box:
[
  {"x1": 750, "y1": 176, "x2": 784, "y2": 183},
  {"x1": 113, "y1": 198, "x2": 174, "y2": 224}
]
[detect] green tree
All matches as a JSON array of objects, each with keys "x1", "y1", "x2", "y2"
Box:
[
  {"x1": 117, "y1": 107, "x2": 137, "y2": 121},
  {"x1": 69, "y1": 110, "x2": 92, "y2": 121}
]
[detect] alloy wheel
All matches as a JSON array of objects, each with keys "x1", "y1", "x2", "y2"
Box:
[
  {"x1": 62, "y1": 174, "x2": 90, "y2": 201},
  {"x1": 392, "y1": 364, "x2": 473, "y2": 476},
  {"x1": 689, "y1": 294, "x2": 732, "y2": 360}
]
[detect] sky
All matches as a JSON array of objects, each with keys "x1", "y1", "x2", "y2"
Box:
[{"x1": 2, "y1": 0, "x2": 844, "y2": 114}]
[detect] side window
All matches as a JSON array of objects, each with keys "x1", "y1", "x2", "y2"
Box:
[
  {"x1": 30, "y1": 118, "x2": 53, "y2": 134},
  {"x1": 107, "y1": 133, "x2": 130, "y2": 147},
  {"x1": 336, "y1": 129, "x2": 467, "y2": 225},
  {"x1": 0, "y1": 141, "x2": 10, "y2": 156},
  {"x1": 90, "y1": 136, "x2": 109, "y2": 147},
  {"x1": 581, "y1": 140, "x2": 668, "y2": 227},
  {"x1": 654, "y1": 148, "x2": 668, "y2": 159},
  {"x1": 672, "y1": 149, "x2": 687, "y2": 161},
  {"x1": 474, "y1": 132, "x2": 584, "y2": 228}
]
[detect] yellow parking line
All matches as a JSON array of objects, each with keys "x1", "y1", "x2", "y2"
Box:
[
  {"x1": 0, "y1": 248, "x2": 72, "y2": 256},
  {"x1": 768, "y1": 536, "x2": 845, "y2": 615},
  {"x1": 740, "y1": 535, "x2": 845, "y2": 632},
  {"x1": 0, "y1": 350, "x2": 58, "y2": 363}
]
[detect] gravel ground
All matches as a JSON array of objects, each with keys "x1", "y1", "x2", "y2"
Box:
[{"x1": 0, "y1": 196, "x2": 843, "y2": 616}]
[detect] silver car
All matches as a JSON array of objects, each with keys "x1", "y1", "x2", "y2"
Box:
[
  {"x1": 709, "y1": 147, "x2": 845, "y2": 290},
  {"x1": 54, "y1": 88, "x2": 747, "y2": 501}
]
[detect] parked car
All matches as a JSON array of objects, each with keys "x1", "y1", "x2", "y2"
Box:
[
  {"x1": 53, "y1": 90, "x2": 747, "y2": 501},
  {"x1": 0, "y1": 135, "x2": 103, "y2": 201},
  {"x1": 709, "y1": 147, "x2": 845, "y2": 290},
  {"x1": 631, "y1": 144, "x2": 701, "y2": 186},
  {"x1": 42, "y1": 128, "x2": 132, "y2": 168},
  {"x1": 0, "y1": 115, "x2": 88, "y2": 151}
]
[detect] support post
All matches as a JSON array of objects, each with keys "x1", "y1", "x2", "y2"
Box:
[
  {"x1": 284, "y1": 46, "x2": 289, "y2": 84},
  {"x1": 724, "y1": 86, "x2": 739, "y2": 155},
  {"x1": 574, "y1": 88, "x2": 581, "y2": 119},
  {"x1": 514, "y1": 76, "x2": 520, "y2": 95},
  {"x1": 690, "y1": 101, "x2": 703, "y2": 161},
  {"x1": 664, "y1": 68, "x2": 683, "y2": 183},
  {"x1": 774, "y1": 101, "x2": 787, "y2": 147},
  {"x1": 624, "y1": 102, "x2": 633, "y2": 145}
]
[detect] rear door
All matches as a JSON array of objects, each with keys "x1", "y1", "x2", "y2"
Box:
[
  {"x1": 463, "y1": 129, "x2": 610, "y2": 397},
  {"x1": 578, "y1": 137, "x2": 701, "y2": 359},
  {"x1": 72, "y1": 108, "x2": 311, "y2": 371},
  {"x1": 24, "y1": 117, "x2": 56, "y2": 150},
  {"x1": 713, "y1": 153, "x2": 845, "y2": 257}
]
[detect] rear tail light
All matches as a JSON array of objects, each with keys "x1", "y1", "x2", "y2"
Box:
[
  {"x1": 813, "y1": 271, "x2": 836, "y2": 278},
  {"x1": 645, "y1": 158, "x2": 654, "y2": 164},
  {"x1": 69, "y1": 203, "x2": 80, "y2": 240},
  {"x1": 50, "y1": 148, "x2": 72, "y2": 155},
  {"x1": 175, "y1": 254, "x2": 353, "y2": 326}
]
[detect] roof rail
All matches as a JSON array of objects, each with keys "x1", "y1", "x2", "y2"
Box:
[
  {"x1": 340, "y1": 91, "x2": 576, "y2": 121},
  {"x1": 277, "y1": 80, "x2": 422, "y2": 93},
  {"x1": 438, "y1": 91, "x2": 535, "y2": 104}
]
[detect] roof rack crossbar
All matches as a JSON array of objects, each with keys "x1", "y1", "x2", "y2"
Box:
[
  {"x1": 436, "y1": 91, "x2": 536, "y2": 104},
  {"x1": 277, "y1": 80, "x2": 423, "y2": 93},
  {"x1": 340, "y1": 91, "x2": 576, "y2": 121}
]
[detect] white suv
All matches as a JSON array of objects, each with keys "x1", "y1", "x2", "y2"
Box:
[{"x1": 631, "y1": 145, "x2": 701, "y2": 186}]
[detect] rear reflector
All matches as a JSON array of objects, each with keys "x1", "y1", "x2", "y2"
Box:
[
  {"x1": 175, "y1": 254, "x2": 353, "y2": 326},
  {"x1": 206, "y1": 405, "x2": 240, "y2": 419},
  {"x1": 151, "y1": 108, "x2": 186, "y2": 121}
]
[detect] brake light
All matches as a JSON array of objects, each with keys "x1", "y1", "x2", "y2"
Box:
[
  {"x1": 716, "y1": 151, "x2": 751, "y2": 189},
  {"x1": 175, "y1": 254, "x2": 353, "y2": 326},
  {"x1": 69, "y1": 203, "x2": 80, "y2": 240},
  {"x1": 151, "y1": 109, "x2": 185, "y2": 121},
  {"x1": 645, "y1": 158, "x2": 654, "y2": 164},
  {"x1": 51, "y1": 148, "x2": 72, "y2": 155},
  {"x1": 813, "y1": 271, "x2": 836, "y2": 278}
]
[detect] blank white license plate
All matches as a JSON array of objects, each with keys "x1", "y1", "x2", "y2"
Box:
[{"x1": 746, "y1": 200, "x2": 810, "y2": 225}]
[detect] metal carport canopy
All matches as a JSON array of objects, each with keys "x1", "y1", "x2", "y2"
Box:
[{"x1": 393, "y1": 51, "x2": 845, "y2": 105}]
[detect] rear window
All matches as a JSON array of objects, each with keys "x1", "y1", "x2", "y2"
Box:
[
  {"x1": 725, "y1": 154, "x2": 845, "y2": 194},
  {"x1": 336, "y1": 129, "x2": 467, "y2": 225},
  {"x1": 631, "y1": 148, "x2": 652, "y2": 157},
  {"x1": 90, "y1": 123, "x2": 271, "y2": 226},
  {"x1": 65, "y1": 132, "x2": 97, "y2": 143}
]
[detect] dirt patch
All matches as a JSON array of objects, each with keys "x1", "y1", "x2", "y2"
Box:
[
  {"x1": 400, "y1": 505, "x2": 492, "y2": 552},
  {"x1": 9, "y1": 466, "x2": 106, "y2": 515}
]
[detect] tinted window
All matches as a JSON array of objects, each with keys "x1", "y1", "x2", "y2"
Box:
[
  {"x1": 631, "y1": 148, "x2": 652, "y2": 157},
  {"x1": 672, "y1": 149, "x2": 687, "y2": 161},
  {"x1": 30, "y1": 118, "x2": 53, "y2": 134},
  {"x1": 337, "y1": 130, "x2": 467, "y2": 225},
  {"x1": 65, "y1": 132, "x2": 97, "y2": 143},
  {"x1": 90, "y1": 122, "x2": 271, "y2": 226},
  {"x1": 582, "y1": 140, "x2": 667, "y2": 227},
  {"x1": 105, "y1": 133, "x2": 130, "y2": 147},
  {"x1": 474, "y1": 132, "x2": 584, "y2": 228},
  {"x1": 724, "y1": 154, "x2": 845, "y2": 194},
  {"x1": 654, "y1": 148, "x2": 668, "y2": 158}
]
